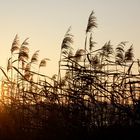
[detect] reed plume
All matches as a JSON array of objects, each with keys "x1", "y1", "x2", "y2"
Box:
[
  {"x1": 115, "y1": 42, "x2": 126, "y2": 64},
  {"x1": 7, "y1": 57, "x2": 12, "y2": 72},
  {"x1": 86, "y1": 10, "x2": 97, "y2": 33},
  {"x1": 61, "y1": 26, "x2": 74, "y2": 57},
  {"x1": 75, "y1": 49, "x2": 86, "y2": 61},
  {"x1": 31, "y1": 50, "x2": 40, "y2": 63},
  {"x1": 18, "y1": 38, "x2": 29, "y2": 61},
  {"x1": 11, "y1": 34, "x2": 19, "y2": 53},
  {"x1": 101, "y1": 41, "x2": 113, "y2": 58},
  {"x1": 125, "y1": 45, "x2": 134, "y2": 62},
  {"x1": 39, "y1": 58, "x2": 50, "y2": 68},
  {"x1": 85, "y1": 10, "x2": 97, "y2": 51}
]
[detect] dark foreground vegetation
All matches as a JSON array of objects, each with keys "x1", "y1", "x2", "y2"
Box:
[{"x1": 0, "y1": 11, "x2": 140, "y2": 139}]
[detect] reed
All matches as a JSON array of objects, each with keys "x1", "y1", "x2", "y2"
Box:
[{"x1": 0, "y1": 10, "x2": 139, "y2": 140}]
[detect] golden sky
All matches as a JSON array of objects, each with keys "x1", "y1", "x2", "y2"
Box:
[{"x1": 0, "y1": 0, "x2": 140, "y2": 77}]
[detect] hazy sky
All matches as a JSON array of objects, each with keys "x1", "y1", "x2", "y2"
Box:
[{"x1": 0, "y1": 0, "x2": 140, "y2": 76}]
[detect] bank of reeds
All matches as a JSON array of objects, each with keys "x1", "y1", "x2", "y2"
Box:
[{"x1": 0, "y1": 10, "x2": 140, "y2": 139}]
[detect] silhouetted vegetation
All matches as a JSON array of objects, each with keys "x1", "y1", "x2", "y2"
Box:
[{"x1": 0, "y1": 10, "x2": 140, "y2": 140}]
